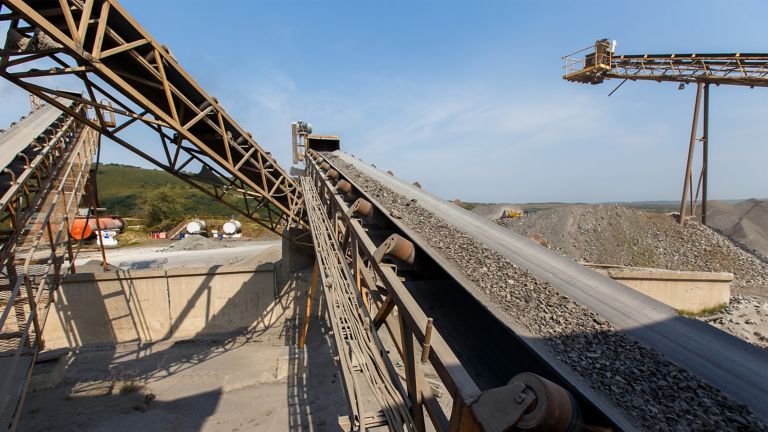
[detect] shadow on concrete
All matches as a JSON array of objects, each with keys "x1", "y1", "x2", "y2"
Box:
[
  {"x1": 286, "y1": 277, "x2": 349, "y2": 432},
  {"x1": 21, "y1": 259, "x2": 349, "y2": 431},
  {"x1": 119, "y1": 258, "x2": 168, "y2": 270},
  {"x1": 52, "y1": 262, "x2": 290, "y2": 377},
  {"x1": 21, "y1": 386, "x2": 222, "y2": 431}
]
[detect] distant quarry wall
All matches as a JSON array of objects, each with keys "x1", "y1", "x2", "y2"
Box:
[{"x1": 44, "y1": 265, "x2": 277, "y2": 348}]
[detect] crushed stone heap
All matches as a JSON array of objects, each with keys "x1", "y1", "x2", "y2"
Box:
[
  {"x1": 498, "y1": 205, "x2": 768, "y2": 300},
  {"x1": 163, "y1": 235, "x2": 229, "y2": 252}
]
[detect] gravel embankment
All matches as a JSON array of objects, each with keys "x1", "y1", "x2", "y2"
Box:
[
  {"x1": 703, "y1": 295, "x2": 768, "y2": 349},
  {"x1": 497, "y1": 205, "x2": 768, "y2": 300},
  {"x1": 163, "y1": 235, "x2": 229, "y2": 252},
  {"x1": 322, "y1": 153, "x2": 766, "y2": 432}
]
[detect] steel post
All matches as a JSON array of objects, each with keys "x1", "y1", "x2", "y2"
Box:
[
  {"x1": 703, "y1": 83, "x2": 710, "y2": 225},
  {"x1": 679, "y1": 82, "x2": 703, "y2": 223}
]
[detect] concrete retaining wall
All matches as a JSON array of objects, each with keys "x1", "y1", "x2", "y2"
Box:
[
  {"x1": 44, "y1": 265, "x2": 276, "y2": 348},
  {"x1": 589, "y1": 265, "x2": 732, "y2": 312}
]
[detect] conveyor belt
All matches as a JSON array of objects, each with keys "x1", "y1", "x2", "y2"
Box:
[
  {"x1": 0, "y1": 0, "x2": 305, "y2": 238},
  {"x1": 0, "y1": 102, "x2": 98, "y2": 430},
  {"x1": 317, "y1": 150, "x2": 768, "y2": 430},
  {"x1": 0, "y1": 100, "x2": 73, "y2": 171},
  {"x1": 307, "y1": 152, "x2": 632, "y2": 431},
  {"x1": 331, "y1": 152, "x2": 768, "y2": 418}
]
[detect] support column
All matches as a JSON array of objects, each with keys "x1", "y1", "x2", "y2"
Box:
[
  {"x1": 702, "y1": 83, "x2": 710, "y2": 225},
  {"x1": 679, "y1": 82, "x2": 703, "y2": 224}
]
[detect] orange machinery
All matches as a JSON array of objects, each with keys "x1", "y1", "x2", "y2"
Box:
[{"x1": 69, "y1": 216, "x2": 125, "y2": 240}]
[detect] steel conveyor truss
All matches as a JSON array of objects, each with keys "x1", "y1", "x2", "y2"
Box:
[
  {"x1": 563, "y1": 39, "x2": 768, "y2": 87},
  {"x1": 300, "y1": 150, "x2": 601, "y2": 432},
  {"x1": 0, "y1": 0, "x2": 307, "y2": 240},
  {"x1": 0, "y1": 102, "x2": 99, "y2": 429}
]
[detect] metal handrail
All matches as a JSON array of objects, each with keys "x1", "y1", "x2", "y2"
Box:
[
  {"x1": 0, "y1": 119, "x2": 97, "y2": 422},
  {"x1": 562, "y1": 40, "x2": 613, "y2": 78},
  {"x1": 304, "y1": 155, "x2": 481, "y2": 431}
]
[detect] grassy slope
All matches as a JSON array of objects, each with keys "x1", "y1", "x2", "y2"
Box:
[{"x1": 95, "y1": 164, "x2": 235, "y2": 217}]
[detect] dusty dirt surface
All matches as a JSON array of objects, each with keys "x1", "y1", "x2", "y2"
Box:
[
  {"x1": 700, "y1": 199, "x2": 768, "y2": 259},
  {"x1": 162, "y1": 235, "x2": 230, "y2": 252},
  {"x1": 498, "y1": 204, "x2": 768, "y2": 301},
  {"x1": 20, "y1": 269, "x2": 349, "y2": 432},
  {"x1": 702, "y1": 295, "x2": 768, "y2": 349},
  {"x1": 323, "y1": 153, "x2": 767, "y2": 432},
  {"x1": 72, "y1": 240, "x2": 280, "y2": 271}
]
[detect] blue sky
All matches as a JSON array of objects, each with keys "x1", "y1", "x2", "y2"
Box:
[{"x1": 1, "y1": 1, "x2": 766, "y2": 202}]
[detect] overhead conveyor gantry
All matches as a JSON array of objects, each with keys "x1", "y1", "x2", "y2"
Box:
[
  {"x1": 563, "y1": 39, "x2": 768, "y2": 226},
  {"x1": 0, "y1": 0, "x2": 308, "y2": 241}
]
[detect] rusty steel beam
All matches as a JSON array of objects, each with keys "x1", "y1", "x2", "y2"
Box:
[
  {"x1": 303, "y1": 150, "x2": 596, "y2": 432},
  {"x1": 563, "y1": 40, "x2": 765, "y2": 227},
  {"x1": 564, "y1": 40, "x2": 768, "y2": 87},
  {"x1": 0, "y1": 108, "x2": 98, "y2": 429},
  {"x1": 0, "y1": 0, "x2": 307, "y2": 241}
]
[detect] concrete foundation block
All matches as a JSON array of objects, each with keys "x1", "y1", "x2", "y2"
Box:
[
  {"x1": 44, "y1": 265, "x2": 277, "y2": 348},
  {"x1": 593, "y1": 267, "x2": 733, "y2": 313}
]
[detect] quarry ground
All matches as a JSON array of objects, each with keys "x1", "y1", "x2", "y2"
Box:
[
  {"x1": 21, "y1": 243, "x2": 350, "y2": 432},
  {"x1": 72, "y1": 238, "x2": 281, "y2": 271}
]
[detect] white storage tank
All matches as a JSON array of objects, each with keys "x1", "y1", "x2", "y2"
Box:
[
  {"x1": 185, "y1": 219, "x2": 207, "y2": 235},
  {"x1": 222, "y1": 219, "x2": 241, "y2": 235}
]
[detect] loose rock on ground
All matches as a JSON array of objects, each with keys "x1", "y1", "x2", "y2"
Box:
[
  {"x1": 163, "y1": 235, "x2": 230, "y2": 252},
  {"x1": 497, "y1": 204, "x2": 768, "y2": 300}
]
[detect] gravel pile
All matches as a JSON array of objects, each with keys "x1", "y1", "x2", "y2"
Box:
[
  {"x1": 700, "y1": 199, "x2": 768, "y2": 259},
  {"x1": 497, "y1": 205, "x2": 768, "y2": 300},
  {"x1": 322, "y1": 153, "x2": 766, "y2": 431},
  {"x1": 702, "y1": 295, "x2": 768, "y2": 349},
  {"x1": 163, "y1": 235, "x2": 228, "y2": 252}
]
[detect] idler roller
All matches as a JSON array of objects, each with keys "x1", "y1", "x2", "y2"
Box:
[
  {"x1": 326, "y1": 169, "x2": 339, "y2": 180},
  {"x1": 319, "y1": 162, "x2": 331, "y2": 171},
  {"x1": 335, "y1": 180, "x2": 353, "y2": 195},
  {"x1": 513, "y1": 373, "x2": 581, "y2": 432},
  {"x1": 348, "y1": 198, "x2": 373, "y2": 219},
  {"x1": 197, "y1": 100, "x2": 212, "y2": 111},
  {"x1": 374, "y1": 234, "x2": 415, "y2": 265},
  {"x1": 472, "y1": 372, "x2": 581, "y2": 432}
]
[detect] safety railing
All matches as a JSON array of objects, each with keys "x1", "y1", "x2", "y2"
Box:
[
  {"x1": 0, "y1": 114, "x2": 98, "y2": 426},
  {"x1": 562, "y1": 39, "x2": 613, "y2": 81},
  {"x1": 302, "y1": 150, "x2": 580, "y2": 432}
]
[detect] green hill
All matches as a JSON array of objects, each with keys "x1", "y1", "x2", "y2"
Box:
[{"x1": 95, "y1": 164, "x2": 241, "y2": 229}]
